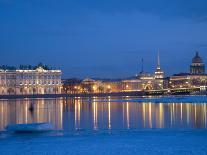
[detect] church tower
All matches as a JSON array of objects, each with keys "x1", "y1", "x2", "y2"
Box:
[{"x1": 154, "y1": 50, "x2": 164, "y2": 79}]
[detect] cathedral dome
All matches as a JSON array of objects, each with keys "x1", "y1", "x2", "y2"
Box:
[
  {"x1": 192, "y1": 51, "x2": 203, "y2": 63},
  {"x1": 190, "y1": 51, "x2": 205, "y2": 75}
]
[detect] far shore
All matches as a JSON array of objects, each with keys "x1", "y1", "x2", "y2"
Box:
[
  {"x1": 0, "y1": 90, "x2": 206, "y2": 99},
  {"x1": 0, "y1": 91, "x2": 144, "y2": 99}
]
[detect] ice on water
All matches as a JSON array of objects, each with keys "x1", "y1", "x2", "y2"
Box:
[{"x1": 6, "y1": 123, "x2": 53, "y2": 133}]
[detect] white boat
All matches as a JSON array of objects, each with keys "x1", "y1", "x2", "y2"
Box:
[{"x1": 6, "y1": 123, "x2": 53, "y2": 133}]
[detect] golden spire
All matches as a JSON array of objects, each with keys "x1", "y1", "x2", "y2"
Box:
[{"x1": 157, "y1": 49, "x2": 161, "y2": 70}]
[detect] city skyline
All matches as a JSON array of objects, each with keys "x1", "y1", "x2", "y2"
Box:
[
  {"x1": 1, "y1": 1, "x2": 207, "y2": 154},
  {"x1": 0, "y1": 51, "x2": 206, "y2": 79},
  {"x1": 1, "y1": 0, "x2": 207, "y2": 78}
]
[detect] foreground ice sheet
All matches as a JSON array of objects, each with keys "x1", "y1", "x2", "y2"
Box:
[
  {"x1": 1, "y1": 129, "x2": 207, "y2": 155},
  {"x1": 6, "y1": 123, "x2": 53, "y2": 133}
]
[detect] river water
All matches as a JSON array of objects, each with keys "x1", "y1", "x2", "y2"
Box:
[{"x1": 0, "y1": 97, "x2": 207, "y2": 131}]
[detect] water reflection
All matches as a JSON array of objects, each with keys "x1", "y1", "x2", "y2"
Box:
[{"x1": 0, "y1": 98, "x2": 207, "y2": 131}]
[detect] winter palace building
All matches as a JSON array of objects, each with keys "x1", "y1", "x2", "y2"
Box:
[{"x1": 0, "y1": 66, "x2": 62, "y2": 95}]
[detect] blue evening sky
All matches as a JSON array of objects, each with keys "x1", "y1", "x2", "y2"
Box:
[{"x1": 0, "y1": 0, "x2": 207, "y2": 78}]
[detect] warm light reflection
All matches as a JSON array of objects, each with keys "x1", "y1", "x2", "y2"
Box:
[
  {"x1": 142, "y1": 103, "x2": 146, "y2": 127},
  {"x1": 93, "y1": 100, "x2": 98, "y2": 130},
  {"x1": 126, "y1": 102, "x2": 129, "y2": 129},
  {"x1": 172, "y1": 103, "x2": 175, "y2": 125},
  {"x1": 0, "y1": 99, "x2": 64, "y2": 131},
  {"x1": 0, "y1": 99, "x2": 207, "y2": 131},
  {"x1": 181, "y1": 103, "x2": 183, "y2": 121},
  {"x1": 108, "y1": 97, "x2": 111, "y2": 129},
  {"x1": 159, "y1": 103, "x2": 164, "y2": 128},
  {"x1": 204, "y1": 104, "x2": 206, "y2": 126},
  {"x1": 75, "y1": 99, "x2": 81, "y2": 129},
  {"x1": 149, "y1": 103, "x2": 152, "y2": 128},
  {"x1": 195, "y1": 104, "x2": 197, "y2": 125},
  {"x1": 25, "y1": 101, "x2": 28, "y2": 123},
  {"x1": 59, "y1": 100, "x2": 63, "y2": 129}
]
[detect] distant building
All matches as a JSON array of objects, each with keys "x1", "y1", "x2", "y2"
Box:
[
  {"x1": 168, "y1": 51, "x2": 207, "y2": 92},
  {"x1": 62, "y1": 78, "x2": 82, "y2": 94},
  {"x1": 62, "y1": 50, "x2": 207, "y2": 95},
  {"x1": 154, "y1": 51, "x2": 164, "y2": 79},
  {"x1": 169, "y1": 73, "x2": 207, "y2": 92},
  {"x1": 62, "y1": 52, "x2": 166, "y2": 94},
  {"x1": 81, "y1": 78, "x2": 103, "y2": 93},
  {"x1": 168, "y1": 52, "x2": 207, "y2": 91},
  {"x1": 122, "y1": 73, "x2": 155, "y2": 91},
  {"x1": 0, "y1": 66, "x2": 62, "y2": 95},
  {"x1": 99, "y1": 79, "x2": 122, "y2": 93},
  {"x1": 154, "y1": 51, "x2": 164, "y2": 90},
  {"x1": 190, "y1": 51, "x2": 205, "y2": 75},
  {"x1": 122, "y1": 51, "x2": 164, "y2": 91}
]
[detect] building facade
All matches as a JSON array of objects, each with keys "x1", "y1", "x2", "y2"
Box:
[
  {"x1": 154, "y1": 51, "x2": 164, "y2": 79},
  {"x1": 62, "y1": 78, "x2": 123, "y2": 94},
  {"x1": 122, "y1": 52, "x2": 164, "y2": 92},
  {"x1": 168, "y1": 51, "x2": 207, "y2": 92},
  {"x1": 190, "y1": 51, "x2": 205, "y2": 75},
  {"x1": 62, "y1": 51, "x2": 207, "y2": 94},
  {"x1": 0, "y1": 67, "x2": 62, "y2": 95},
  {"x1": 62, "y1": 52, "x2": 165, "y2": 94},
  {"x1": 169, "y1": 74, "x2": 207, "y2": 90}
]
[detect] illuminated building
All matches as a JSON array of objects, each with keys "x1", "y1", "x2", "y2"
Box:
[
  {"x1": 62, "y1": 52, "x2": 165, "y2": 94},
  {"x1": 101, "y1": 80, "x2": 122, "y2": 93},
  {"x1": 122, "y1": 51, "x2": 164, "y2": 91},
  {"x1": 63, "y1": 78, "x2": 123, "y2": 94},
  {"x1": 154, "y1": 51, "x2": 164, "y2": 90},
  {"x1": 62, "y1": 51, "x2": 206, "y2": 94},
  {"x1": 81, "y1": 78, "x2": 103, "y2": 93},
  {"x1": 190, "y1": 51, "x2": 205, "y2": 75},
  {"x1": 0, "y1": 66, "x2": 62, "y2": 95},
  {"x1": 122, "y1": 73, "x2": 154, "y2": 91},
  {"x1": 154, "y1": 51, "x2": 164, "y2": 79},
  {"x1": 169, "y1": 73, "x2": 207, "y2": 90},
  {"x1": 62, "y1": 78, "x2": 82, "y2": 94},
  {"x1": 169, "y1": 51, "x2": 207, "y2": 92}
]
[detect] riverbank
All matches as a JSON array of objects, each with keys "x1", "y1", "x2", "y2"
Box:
[
  {"x1": 0, "y1": 91, "x2": 206, "y2": 100},
  {"x1": 95, "y1": 95, "x2": 207, "y2": 103},
  {"x1": 0, "y1": 91, "x2": 145, "y2": 99}
]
